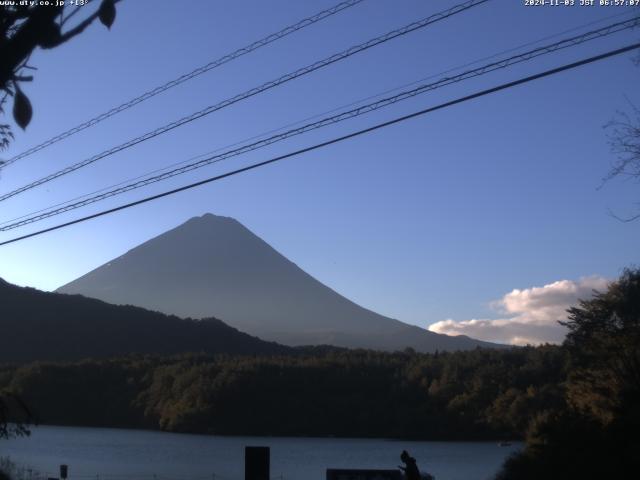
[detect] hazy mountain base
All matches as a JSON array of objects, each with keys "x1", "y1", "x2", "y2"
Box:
[
  {"x1": 58, "y1": 214, "x2": 501, "y2": 352},
  {"x1": 0, "y1": 346, "x2": 566, "y2": 440}
]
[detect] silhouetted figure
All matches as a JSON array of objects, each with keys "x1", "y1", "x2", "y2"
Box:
[{"x1": 399, "y1": 450, "x2": 421, "y2": 480}]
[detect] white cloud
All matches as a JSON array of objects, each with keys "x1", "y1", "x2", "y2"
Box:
[{"x1": 428, "y1": 276, "x2": 609, "y2": 345}]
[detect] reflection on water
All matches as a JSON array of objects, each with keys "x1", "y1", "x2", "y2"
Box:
[{"x1": 1, "y1": 426, "x2": 521, "y2": 480}]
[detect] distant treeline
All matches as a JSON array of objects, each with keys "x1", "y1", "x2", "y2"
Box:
[{"x1": 0, "y1": 345, "x2": 567, "y2": 440}]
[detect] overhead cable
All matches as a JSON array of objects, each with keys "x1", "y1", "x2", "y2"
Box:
[
  {"x1": 2, "y1": 15, "x2": 637, "y2": 232},
  {"x1": 0, "y1": 0, "x2": 490, "y2": 202},
  {"x1": 2, "y1": 0, "x2": 367, "y2": 166},
  {"x1": 1, "y1": 40, "x2": 638, "y2": 247}
]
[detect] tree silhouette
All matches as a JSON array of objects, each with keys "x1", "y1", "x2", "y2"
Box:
[
  {"x1": 604, "y1": 55, "x2": 640, "y2": 221},
  {"x1": 0, "y1": 0, "x2": 120, "y2": 151},
  {"x1": 562, "y1": 268, "x2": 640, "y2": 424},
  {"x1": 0, "y1": 0, "x2": 121, "y2": 438},
  {"x1": 0, "y1": 392, "x2": 32, "y2": 439},
  {"x1": 605, "y1": 103, "x2": 640, "y2": 221},
  {"x1": 495, "y1": 268, "x2": 640, "y2": 479}
]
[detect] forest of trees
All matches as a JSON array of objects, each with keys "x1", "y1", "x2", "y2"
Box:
[
  {"x1": 495, "y1": 267, "x2": 640, "y2": 479},
  {"x1": 0, "y1": 345, "x2": 566, "y2": 441},
  {"x1": 1, "y1": 269, "x2": 638, "y2": 479}
]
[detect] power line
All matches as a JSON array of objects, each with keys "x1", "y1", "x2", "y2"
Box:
[
  {"x1": 1, "y1": 41, "x2": 638, "y2": 247},
  {"x1": 2, "y1": 15, "x2": 638, "y2": 232},
  {"x1": 3, "y1": 8, "x2": 634, "y2": 230},
  {"x1": 1, "y1": 0, "x2": 366, "y2": 167},
  {"x1": 0, "y1": 0, "x2": 490, "y2": 203}
]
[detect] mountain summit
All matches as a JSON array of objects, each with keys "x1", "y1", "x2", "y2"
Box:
[{"x1": 58, "y1": 214, "x2": 498, "y2": 352}]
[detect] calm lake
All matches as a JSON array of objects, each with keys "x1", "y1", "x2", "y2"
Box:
[{"x1": 1, "y1": 426, "x2": 521, "y2": 480}]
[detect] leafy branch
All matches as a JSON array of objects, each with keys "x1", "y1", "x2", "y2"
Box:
[{"x1": 0, "y1": 0, "x2": 121, "y2": 150}]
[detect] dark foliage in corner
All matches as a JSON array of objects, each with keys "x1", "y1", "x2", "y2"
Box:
[
  {"x1": 0, "y1": 391, "x2": 32, "y2": 439},
  {"x1": 0, "y1": 0, "x2": 120, "y2": 147},
  {"x1": 495, "y1": 268, "x2": 640, "y2": 479}
]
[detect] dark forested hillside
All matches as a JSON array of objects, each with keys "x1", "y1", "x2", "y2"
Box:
[
  {"x1": 0, "y1": 346, "x2": 568, "y2": 440},
  {"x1": 0, "y1": 278, "x2": 288, "y2": 363}
]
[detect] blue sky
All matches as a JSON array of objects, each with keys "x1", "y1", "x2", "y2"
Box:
[{"x1": 0, "y1": 0, "x2": 639, "y2": 343}]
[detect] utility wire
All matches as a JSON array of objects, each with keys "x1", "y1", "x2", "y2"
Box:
[
  {"x1": 0, "y1": 0, "x2": 490, "y2": 203},
  {"x1": 1, "y1": 15, "x2": 638, "y2": 232},
  {"x1": 2, "y1": 8, "x2": 634, "y2": 229},
  {"x1": 1, "y1": 41, "x2": 638, "y2": 247},
  {"x1": 1, "y1": 0, "x2": 366, "y2": 167}
]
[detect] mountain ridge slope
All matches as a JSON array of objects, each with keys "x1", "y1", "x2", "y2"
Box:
[{"x1": 58, "y1": 213, "x2": 501, "y2": 352}]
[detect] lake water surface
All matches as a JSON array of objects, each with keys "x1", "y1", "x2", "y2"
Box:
[{"x1": 1, "y1": 426, "x2": 521, "y2": 480}]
